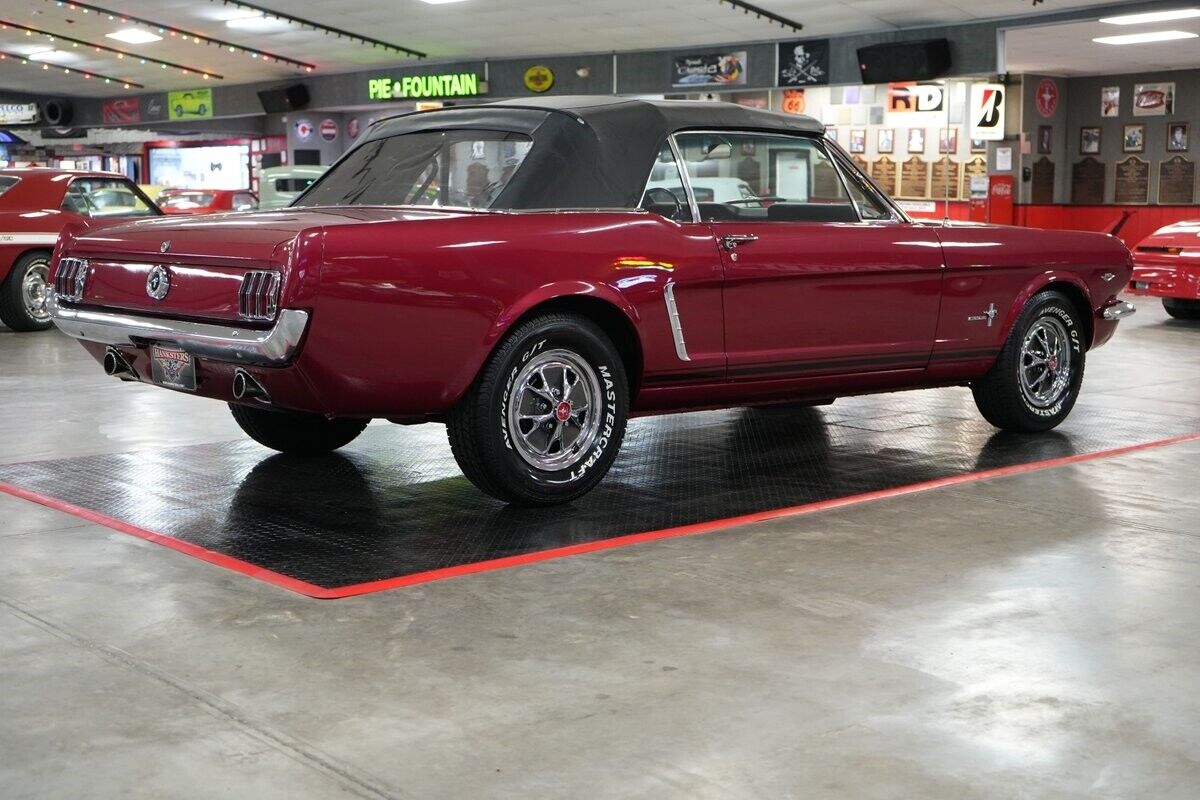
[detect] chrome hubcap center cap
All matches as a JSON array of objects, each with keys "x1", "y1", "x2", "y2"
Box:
[{"x1": 554, "y1": 401, "x2": 572, "y2": 422}]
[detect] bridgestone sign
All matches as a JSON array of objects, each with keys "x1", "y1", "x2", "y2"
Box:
[{"x1": 367, "y1": 73, "x2": 486, "y2": 101}]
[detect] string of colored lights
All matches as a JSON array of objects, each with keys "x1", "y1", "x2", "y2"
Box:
[
  {"x1": 45, "y1": 0, "x2": 315, "y2": 72},
  {"x1": 0, "y1": 48, "x2": 141, "y2": 87},
  {"x1": 211, "y1": 0, "x2": 426, "y2": 59},
  {"x1": 0, "y1": 19, "x2": 224, "y2": 79}
]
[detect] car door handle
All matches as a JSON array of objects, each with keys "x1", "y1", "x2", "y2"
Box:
[{"x1": 721, "y1": 234, "x2": 759, "y2": 251}]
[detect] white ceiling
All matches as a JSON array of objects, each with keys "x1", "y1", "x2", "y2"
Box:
[
  {"x1": 0, "y1": 0, "x2": 1143, "y2": 95},
  {"x1": 1005, "y1": 17, "x2": 1200, "y2": 76}
]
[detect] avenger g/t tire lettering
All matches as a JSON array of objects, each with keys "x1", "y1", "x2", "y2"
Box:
[
  {"x1": 447, "y1": 312, "x2": 629, "y2": 506},
  {"x1": 972, "y1": 290, "x2": 1086, "y2": 433}
]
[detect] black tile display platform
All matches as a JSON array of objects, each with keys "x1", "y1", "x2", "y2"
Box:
[{"x1": 2, "y1": 390, "x2": 1196, "y2": 596}]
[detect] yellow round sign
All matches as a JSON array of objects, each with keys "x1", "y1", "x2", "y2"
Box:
[{"x1": 524, "y1": 65, "x2": 555, "y2": 94}]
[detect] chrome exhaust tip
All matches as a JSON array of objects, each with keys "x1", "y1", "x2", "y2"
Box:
[
  {"x1": 103, "y1": 347, "x2": 135, "y2": 379},
  {"x1": 232, "y1": 368, "x2": 270, "y2": 403}
]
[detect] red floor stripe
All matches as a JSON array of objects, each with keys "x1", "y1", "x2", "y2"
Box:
[{"x1": 3, "y1": 432, "x2": 1199, "y2": 599}]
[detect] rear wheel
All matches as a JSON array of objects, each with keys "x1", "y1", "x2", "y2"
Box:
[
  {"x1": 971, "y1": 291, "x2": 1085, "y2": 433},
  {"x1": 447, "y1": 313, "x2": 629, "y2": 506},
  {"x1": 1163, "y1": 298, "x2": 1200, "y2": 320},
  {"x1": 229, "y1": 404, "x2": 369, "y2": 455},
  {"x1": 0, "y1": 251, "x2": 53, "y2": 332}
]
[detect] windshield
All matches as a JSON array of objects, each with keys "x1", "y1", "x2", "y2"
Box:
[
  {"x1": 161, "y1": 192, "x2": 216, "y2": 209},
  {"x1": 295, "y1": 130, "x2": 533, "y2": 209},
  {"x1": 63, "y1": 178, "x2": 157, "y2": 218}
]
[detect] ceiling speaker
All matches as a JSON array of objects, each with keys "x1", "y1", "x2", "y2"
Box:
[{"x1": 258, "y1": 84, "x2": 310, "y2": 114}]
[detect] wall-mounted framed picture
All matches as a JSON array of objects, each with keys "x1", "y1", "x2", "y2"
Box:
[
  {"x1": 1168, "y1": 122, "x2": 1189, "y2": 152},
  {"x1": 1101, "y1": 86, "x2": 1120, "y2": 118},
  {"x1": 907, "y1": 128, "x2": 926, "y2": 154},
  {"x1": 1037, "y1": 126, "x2": 1053, "y2": 155},
  {"x1": 849, "y1": 128, "x2": 867, "y2": 154},
  {"x1": 938, "y1": 127, "x2": 958, "y2": 154},
  {"x1": 969, "y1": 138, "x2": 987, "y2": 153},
  {"x1": 1123, "y1": 124, "x2": 1145, "y2": 153},
  {"x1": 1080, "y1": 126, "x2": 1101, "y2": 155},
  {"x1": 877, "y1": 128, "x2": 895, "y2": 154}
]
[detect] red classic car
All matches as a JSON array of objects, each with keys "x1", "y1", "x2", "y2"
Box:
[
  {"x1": 1127, "y1": 220, "x2": 1200, "y2": 320},
  {"x1": 0, "y1": 169, "x2": 160, "y2": 331},
  {"x1": 50, "y1": 98, "x2": 1135, "y2": 505},
  {"x1": 159, "y1": 188, "x2": 259, "y2": 216}
]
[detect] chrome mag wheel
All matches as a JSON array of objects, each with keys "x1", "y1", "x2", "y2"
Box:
[
  {"x1": 22, "y1": 261, "x2": 52, "y2": 323},
  {"x1": 506, "y1": 348, "x2": 604, "y2": 472},
  {"x1": 1019, "y1": 316, "x2": 1073, "y2": 409}
]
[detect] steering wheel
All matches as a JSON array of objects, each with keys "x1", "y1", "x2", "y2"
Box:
[{"x1": 643, "y1": 187, "x2": 683, "y2": 219}]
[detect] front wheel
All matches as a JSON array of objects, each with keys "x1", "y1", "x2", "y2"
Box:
[
  {"x1": 1163, "y1": 298, "x2": 1200, "y2": 320},
  {"x1": 971, "y1": 291, "x2": 1086, "y2": 433},
  {"x1": 229, "y1": 404, "x2": 369, "y2": 455},
  {"x1": 0, "y1": 251, "x2": 54, "y2": 332},
  {"x1": 447, "y1": 313, "x2": 629, "y2": 506}
]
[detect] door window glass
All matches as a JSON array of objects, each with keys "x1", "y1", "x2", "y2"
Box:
[
  {"x1": 63, "y1": 178, "x2": 157, "y2": 218},
  {"x1": 674, "y1": 132, "x2": 859, "y2": 224}
]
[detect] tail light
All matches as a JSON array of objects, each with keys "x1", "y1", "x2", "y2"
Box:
[
  {"x1": 55, "y1": 257, "x2": 88, "y2": 302},
  {"x1": 238, "y1": 270, "x2": 281, "y2": 321}
]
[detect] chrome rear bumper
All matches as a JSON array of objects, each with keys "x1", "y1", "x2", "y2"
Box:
[
  {"x1": 1102, "y1": 300, "x2": 1137, "y2": 321},
  {"x1": 50, "y1": 297, "x2": 309, "y2": 366}
]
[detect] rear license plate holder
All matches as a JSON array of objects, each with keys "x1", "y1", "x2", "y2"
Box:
[{"x1": 150, "y1": 343, "x2": 197, "y2": 391}]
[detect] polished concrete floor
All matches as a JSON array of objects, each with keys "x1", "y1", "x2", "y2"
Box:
[{"x1": 2, "y1": 301, "x2": 1199, "y2": 799}]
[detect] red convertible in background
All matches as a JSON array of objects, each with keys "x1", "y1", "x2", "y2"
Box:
[
  {"x1": 50, "y1": 98, "x2": 1135, "y2": 505},
  {"x1": 1128, "y1": 220, "x2": 1200, "y2": 320},
  {"x1": 0, "y1": 169, "x2": 159, "y2": 331},
  {"x1": 159, "y1": 188, "x2": 259, "y2": 216}
]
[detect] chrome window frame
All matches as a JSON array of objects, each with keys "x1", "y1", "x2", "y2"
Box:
[
  {"x1": 637, "y1": 137, "x2": 700, "y2": 224},
  {"x1": 822, "y1": 138, "x2": 909, "y2": 223},
  {"x1": 669, "y1": 129, "x2": 869, "y2": 225}
]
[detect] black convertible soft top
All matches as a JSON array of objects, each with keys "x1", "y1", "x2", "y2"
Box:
[{"x1": 354, "y1": 96, "x2": 826, "y2": 210}]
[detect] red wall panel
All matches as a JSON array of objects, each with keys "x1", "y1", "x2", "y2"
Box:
[{"x1": 1016, "y1": 205, "x2": 1200, "y2": 248}]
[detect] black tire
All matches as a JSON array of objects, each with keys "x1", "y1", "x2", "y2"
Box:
[
  {"x1": 229, "y1": 403, "x2": 369, "y2": 455},
  {"x1": 0, "y1": 251, "x2": 54, "y2": 332},
  {"x1": 447, "y1": 313, "x2": 629, "y2": 506},
  {"x1": 971, "y1": 291, "x2": 1086, "y2": 433},
  {"x1": 1163, "y1": 298, "x2": 1200, "y2": 320}
]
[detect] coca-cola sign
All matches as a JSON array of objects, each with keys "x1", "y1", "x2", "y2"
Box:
[{"x1": 1133, "y1": 83, "x2": 1174, "y2": 117}]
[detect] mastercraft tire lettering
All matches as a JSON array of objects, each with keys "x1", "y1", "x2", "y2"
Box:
[{"x1": 447, "y1": 313, "x2": 629, "y2": 506}]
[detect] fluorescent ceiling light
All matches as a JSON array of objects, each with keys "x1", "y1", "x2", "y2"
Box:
[
  {"x1": 1100, "y1": 8, "x2": 1200, "y2": 25},
  {"x1": 1094, "y1": 30, "x2": 1199, "y2": 44},
  {"x1": 417, "y1": 0, "x2": 471, "y2": 4},
  {"x1": 225, "y1": 13, "x2": 291, "y2": 31},
  {"x1": 28, "y1": 49, "x2": 74, "y2": 62},
  {"x1": 106, "y1": 27, "x2": 163, "y2": 44}
]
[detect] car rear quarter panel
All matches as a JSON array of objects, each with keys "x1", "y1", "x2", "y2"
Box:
[
  {"x1": 305, "y1": 212, "x2": 724, "y2": 416},
  {"x1": 0, "y1": 210, "x2": 74, "y2": 283},
  {"x1": 932, "y1": 225, "x2": 1131, "y2": 371}
]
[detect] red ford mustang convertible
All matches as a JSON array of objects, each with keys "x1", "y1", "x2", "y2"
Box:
[{"x1": 51, "y1": 98, "x2": 1135, "y2": 505}]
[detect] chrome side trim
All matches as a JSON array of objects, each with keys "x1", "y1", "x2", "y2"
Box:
[
  {"x1": 663, "y1": 280, "x2": 690, "y2": 362},
  {"x1": 50, "y1": 298, "x2": 309, "y2": 366},
  {"x1": 1102, "y1": 300, "x2": 1136, "y2": 321}
]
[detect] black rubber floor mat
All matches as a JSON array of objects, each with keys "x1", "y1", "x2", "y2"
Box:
[{"x1": 2, "y1": 389, "x2": 1197, "y2": 596}]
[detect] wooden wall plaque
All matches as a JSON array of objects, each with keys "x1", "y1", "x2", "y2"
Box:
[
  {"x1": 898, "y1": 157, "x2": 930, "y2": 199},
  {"x1": 870, "y1": 157, "x2": 897, "y2": 195},
  {"x1": 1071, "y1": 157, "x2": 1106, "y2": 205},
  {"x1": 1114, "y1": 156, "x2": 1150, "y2": 205},
  {"x1": 1158, "y1": 156, "x2": 1196, "y2": 205},
  {"x1": 1031, "y1": 157, "x2": 1055, "y2": 204},
  {"x1": 930, "y1": 158, "x2": 962, "y2": 200}
]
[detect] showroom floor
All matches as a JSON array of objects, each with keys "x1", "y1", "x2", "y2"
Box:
[{"x1": 2, "y1": 302, "x2": 1199, "y2": 799}]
